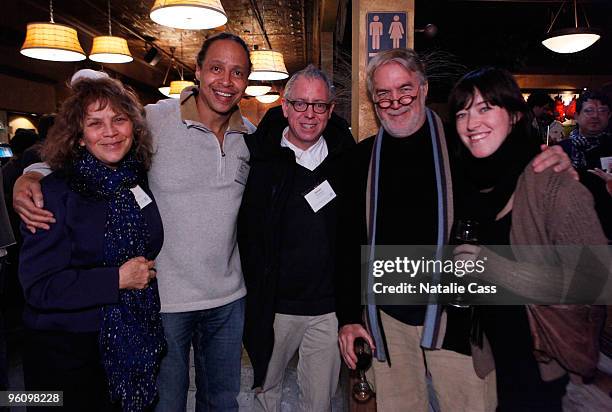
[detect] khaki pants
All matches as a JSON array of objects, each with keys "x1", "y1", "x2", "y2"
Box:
[
  {"x1": 371, "y1": 311, "x2": 497, "y2": 412},
  {"x1": 255, "y1": 312, "x2": 341, "y2": 412}
]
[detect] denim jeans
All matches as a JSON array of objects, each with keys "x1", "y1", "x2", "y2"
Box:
[{"x1": 155, "y1": 297, "x2": 245, "y2": 412}]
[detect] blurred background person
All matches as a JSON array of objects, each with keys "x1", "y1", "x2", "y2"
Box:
[
  {"x1": 559, "y1": 91, "x2": 611, "y2": 241},
  {"x1": 2, "y1": 128, "x2": 39, "y2": 198},
  {"x1": 449, "y1": 67, "x2": 608, "y2": 412},
  {"x1": 527, "y1": 91, "x2": 554, "y2": 142},
  {"x1": 1, "y1": 128, "x2": 38, "y2": 337},
  {"x1": 560, "y1": 91, "x2": 611, "y2": 170},
  {"x1": 19, "y1": 74, "x2": 165, "y2": 411},
  {"x1": 21, "y1": 113, "x2": 56, "y2": 170}
]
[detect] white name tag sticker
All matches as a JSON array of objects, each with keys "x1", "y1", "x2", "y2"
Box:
[
  {"x1": 235, "y1": 161, "x2": 250, "y2": 185},
  {"x1": 304, "y1": 180, "x2": 336, "y2": 213},
  {"x1": 600, "y1": 156, "x2": 612, "y2": 172},
  {"x1": 130, "y1": 185, "x2": 153, "y2": 209}
]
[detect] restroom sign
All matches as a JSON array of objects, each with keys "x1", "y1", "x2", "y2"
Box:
[{"x1": 367, "y1": 12, "x2": 408, "y2": 62}]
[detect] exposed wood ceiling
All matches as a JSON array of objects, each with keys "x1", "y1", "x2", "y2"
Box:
[
  {"x1": 1, "y1": 0, "x2": 611, "y2": 108},
  {"x1": 0, "y1": 0, "x2": 313, "y2": 97}
]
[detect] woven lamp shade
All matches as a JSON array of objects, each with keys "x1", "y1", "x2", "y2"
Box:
[
  {"x1": 89, "y1": 36, "x2": 133, "y2": 63},
  {"x1": 245, "y1": 84, "x2": 272, "y2": 97},
  {"x1": 169, "y1": 80, "x2": 195, "y2": 97},
  {"x1": 249, "y1": 50, "x2": 289, "y2": 81},
  {"x1": 21, "y1": 22, "x2": 86, "y2": 62},
  {"x1": 150, "y1": 0, "x2": 227, "y2": 30}
]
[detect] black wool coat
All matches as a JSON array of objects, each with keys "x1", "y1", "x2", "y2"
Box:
[{"x1": 238, "y1": 105, "x2": 355, "y2": 388}]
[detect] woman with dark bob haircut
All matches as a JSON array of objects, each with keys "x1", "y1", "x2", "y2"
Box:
[
  {"x1": 448, "y1": 67, "x2": 607, "y2": 411},
  {"x1": 19, "y1": 73, "x2": 165, "y2": 411}
]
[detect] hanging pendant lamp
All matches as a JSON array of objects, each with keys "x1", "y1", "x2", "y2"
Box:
[
  {"x1": 20, "y1": 0, "x2": 86, "y2": 62},
  {"x1": 167, "y1": 39, "x2": 194, "y2": 99},
  {"x1": 249, "y1": 47, "x2": 288, "y2": 81},
  {"x1": 150, "y1": 0, "x2": 227, "y2": 30},
  {"x1": 542, "y1": 0, "x2": 601, "y2": 54},
  {"x1": 247, "y1": 0, "x2": 288, "y2": 81},
  {"x1": 89, "y1": 0, "x2": 133, "y2": 63},
  {"x1": 90, "y1": 37, "x2": 132, "y2": 63},
  {"x1": 158, "y1": 48, "x2": 175, "y2": 98},
  {"x1": 245, "y1": 83, "x2": 272, "y2": 97},
  {"x1": 169, "y1": 80, "x2": 195, "y2": 98}
]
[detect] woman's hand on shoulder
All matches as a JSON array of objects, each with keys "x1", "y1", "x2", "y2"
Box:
[{"x1": 119, "y1": 257, "x2": 156, "y2": 289}]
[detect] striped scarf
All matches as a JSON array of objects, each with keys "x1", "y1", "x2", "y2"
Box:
[{"x1": 365, "y1": 108, "x2": 453, "y2": 361}]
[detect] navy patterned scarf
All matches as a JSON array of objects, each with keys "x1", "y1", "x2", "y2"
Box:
[
  {"x1": 70, "y1": 149, "x2": 166, "y2": 411},
  {"x1": 567, "y1": 127, "x2": 610, "y2": 169}
]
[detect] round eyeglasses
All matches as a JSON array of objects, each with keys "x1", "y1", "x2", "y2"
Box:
[
  {"x1": 286, "y1": 99, "x2": 333, "y2": 114},
  {"x1": 374, "y1": 94, "x2": 417, "y2": 109}
]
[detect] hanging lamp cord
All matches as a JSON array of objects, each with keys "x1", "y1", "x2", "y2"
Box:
[{"x1": 107, "y1": 0, "x2": 112, "y2": 35}]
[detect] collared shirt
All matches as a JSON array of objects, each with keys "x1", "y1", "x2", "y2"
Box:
[{"x1": 280, "y1": 127, "x2": 328, "y2": 171}]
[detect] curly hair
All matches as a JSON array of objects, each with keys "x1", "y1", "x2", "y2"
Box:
[{"x1": 42, "y1": 77, "x2": 153, "y2": 170}]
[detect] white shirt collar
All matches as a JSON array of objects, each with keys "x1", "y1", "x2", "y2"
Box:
[{"x1": 280, "y1": 127, "x2": 328, "y2": 171}]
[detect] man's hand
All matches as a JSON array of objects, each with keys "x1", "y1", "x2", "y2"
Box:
[
  {"x1": 588, "y1": 168, "x2": 612, "y2": 182},
  {"x1": 532, "y1": 144, "x2": 578, "y2": 180},
  {"x1": 338, "y1": 324, "x2": 375, "y2": 369},
  {"x1": 588, "y1": 168, "x2": 612, "y2": 195},
  {"x1": 13, "y1": 172, "x2": 55, "y2": 233}
]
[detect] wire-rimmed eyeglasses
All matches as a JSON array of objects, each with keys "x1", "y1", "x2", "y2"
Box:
[
  {"x1": 374, "y1": 94, "x2": 417, "y2": 109},
  {"x1": 286, "y1": 99, "x2": 333, "y2": 114}
]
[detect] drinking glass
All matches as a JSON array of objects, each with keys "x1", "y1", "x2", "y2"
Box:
[
  {"x1": 454, "y1": 219, "x2": 479, "y2": 245},
  {"x1": 450, "y1": 219, "x2": 479, "y2": 308}
]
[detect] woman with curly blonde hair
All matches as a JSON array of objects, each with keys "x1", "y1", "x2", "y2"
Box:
[{"x1": 20, "y1": 73, "x2": 165, "y2": 411}]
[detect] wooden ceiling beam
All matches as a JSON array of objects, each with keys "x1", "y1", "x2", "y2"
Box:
[{"x1": 321, "y1": 0, "x2": 339, "y2": 32}]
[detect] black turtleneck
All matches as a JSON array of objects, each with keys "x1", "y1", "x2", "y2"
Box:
[{"x1": 376, "y1": 123, "x2": 437, "y2": 325}]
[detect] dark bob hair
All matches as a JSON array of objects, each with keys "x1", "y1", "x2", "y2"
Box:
[{"x1": 448, "y1": 67, "x2": 533, "y2": 136}]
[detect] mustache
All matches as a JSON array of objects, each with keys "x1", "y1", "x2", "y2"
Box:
[{"x1": 376, "y1": 106, "x2": 411, "y2": 117}]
